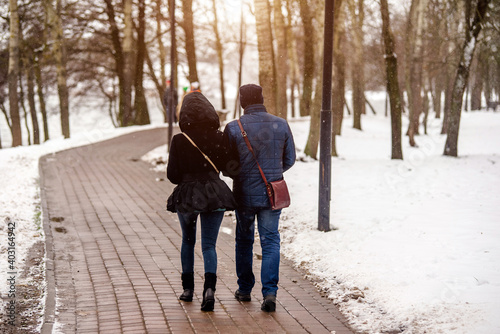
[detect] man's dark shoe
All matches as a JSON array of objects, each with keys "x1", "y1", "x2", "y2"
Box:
[
  {"x1": 234, "y1": 289, "x2": 251, "y2": 302},
  {"x1": 179, "y1": 289, "x2": 193, "y2": 302},
  {"x1": 261, "y1": 295, "x2": 276, "y2": 312}
]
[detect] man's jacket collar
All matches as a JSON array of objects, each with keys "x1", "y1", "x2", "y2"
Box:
[{"x1": 243, "y1": 104, "x2": 267, "y2": 115}]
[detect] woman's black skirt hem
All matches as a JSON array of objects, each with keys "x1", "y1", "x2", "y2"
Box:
[{"x1": 167, "y1": 178, "x2": 236, "y2": 213}]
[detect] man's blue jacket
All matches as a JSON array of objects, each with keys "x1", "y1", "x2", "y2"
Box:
[{"x1": 223, "y1": 104, "x2": 296, "y2": 208}]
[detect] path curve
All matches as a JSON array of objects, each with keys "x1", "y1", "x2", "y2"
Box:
[{"x1": 39, "y1": 127, "x2": 354, "y2": 334}]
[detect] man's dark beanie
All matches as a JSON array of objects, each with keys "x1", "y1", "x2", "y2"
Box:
[{"x1": 240, "y1": 84, "x2": 264, "y2": 108}]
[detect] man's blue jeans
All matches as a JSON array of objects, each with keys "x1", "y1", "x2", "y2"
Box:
[
  {"x1": 235, "y1": 207, "x2": 282, "y2": 298},
  {"x1": 177, "y1": 211, "x2": 224, "y2": 274}
]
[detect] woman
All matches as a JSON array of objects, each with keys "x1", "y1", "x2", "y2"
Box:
[{"x1": 166, "y1": 92, "x2": 236, "y2": 312}]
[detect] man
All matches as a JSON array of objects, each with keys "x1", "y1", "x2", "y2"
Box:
[
  {"x1": 162, "y1": 80, "x2": 178, "y2": 123},
  {"x1": 223, "y1": 84, "x2": 296, "y2": 312}
]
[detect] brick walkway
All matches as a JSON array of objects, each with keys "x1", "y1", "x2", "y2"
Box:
[{"x1": 39, "y1": 127, "x2": 355, "y2": 334}]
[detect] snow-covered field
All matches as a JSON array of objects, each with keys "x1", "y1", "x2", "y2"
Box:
[
  {"x1": 281, "y1": 110, "x2": 500, "y2": 334},
  {"x1": 1, "y1": 92, "x2": 499, "y2": 333}
]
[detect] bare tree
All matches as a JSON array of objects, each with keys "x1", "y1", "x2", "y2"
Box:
[
  {"x1": 441, "y1": 5, "x2": 462, "y2": 134},
  {"x1": 146, "y1": 0, "x2": 169, "y2": 122},
  {"x1": 26, "y1": 55, "x2": 40, "y2": 144},
  {"x1": 470, "y1": 45, "x2": 487, "y2": 111},
  {"x1": 34, "y1": 54, "x2": 49, "y2": 142},
  {"x1": 380, "y1": 0, "x2": 403, "y2": 159},
  {"x1": 425, "y1": 1, "x2": 449, "y2": 121},
  {"x1": 299, "y1": 0, "x2": 315, "y2": 117},
  {"x1": 182, "y1": 0, "x2": 199, "y2": 85},
  {"x1": 212, "y1": 0, "x2": 226, "y2": 110},
  {"x1": 8, "y1": 0, "x2": 22, "y2": 146},
  {"x1": 405, "y1": 0, "x2": 429, "y2": 147},
  {"x1": 273, "y1": 0, "x2": 288, "y2": 119},
  {"x1": 133, "y1": 0, "x2": 150, "y2": 125},
  {"x1": 45, "y1": 0, "x2": 70, "y2": 138},
  {"x1": 234, "y1": 3, "x2": 247, "y2": 119},
  {"x1": 285, "y1": 0, "x2": 300, "y2": 118},
  {"x1": 254, "y1": 0, "x2": 278, "y2": 116},
  {"x1": 348, "y1": 0, "x2": 365, "y2": 131},
  {"x1": 332, "y1": 0, "x2": 346, "y2": 156},
  {"x1": 157, "y1": 0, "x2": 168, "y2": 122},
  {"x1": 103, "y1": 0, "x2": 127, "y2": 126},
  {"x1": 121, "y1": 0, "x2": 134, "y2": 126},
  {"x1": 444, "y1": 0, "x2": 491, "y2": 157},
  {"x1": 304, "y1": 0, "x2": 325, "y2": 159}
]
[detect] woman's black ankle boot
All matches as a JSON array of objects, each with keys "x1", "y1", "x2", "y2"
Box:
[
  {"x1": 180, "y1": 273, "x2": 194, "y2": 302},
  {"x1": 201, "y1": 273, "x2": 217, "y2": 311}
]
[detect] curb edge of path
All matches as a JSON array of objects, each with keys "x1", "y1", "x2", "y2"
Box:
[{"x1": 39, "y1": 155, "x2": 56, "y2": 334}]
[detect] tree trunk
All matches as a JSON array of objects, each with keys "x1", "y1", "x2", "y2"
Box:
[
  {"x1": 8, "y1": 0, "x2": 22, "y2": 146},
  {"x1": 156, "y1": 0, "x2": 167, "y2": 122},
  {"x1": 380, "y1": 0, "x2": 403, "y2": 160},
  {"x1": 273, "y1": 0, "x2": 288, "y2": 119},
  {"x1": 103, "y1": 0, "x2": 126, "y2": 127},
  {"x1": 423, "y1": 89, "x2": 429, "y2": 134},
  {"x1": 45, "y1": 0, "x2": 70, "y2": 138},
  {"x1": 254, "y1": 0, "x2": 277, "y2": 116},
  {"x1": 34, "y1": 55, "x2": 49, "y2": 141},
  {"x1": 55, "y1": 42, "x2": 70, "y2": 138},
  {"x1": 234, "y1": 5, "x2": 246, "y2": 119},
  {"x1": 470, "y1": 49, "x2": 484, "y2": 111},
  {"x1": 483, "y1": 52, "x2": 491, "y2": 105},
  {"x1": 299, "y1": 0, "x2": 314, "y2": 117},
  {"x1": 441, "y1": 7, "x2": 460, "y2": 134},
  {"x1": 332, "y1": 0, "x2": 346, "y2": 145},
  {"x1": 406, "y1": 0, "x2": 429, "y2": 146},
  {"x1": 134, "y1": 0, "x2": 150, "y2": 125},
  {"x1": 182, "y1": 0, "x2": 199, "y2": 85},
  {"x1": 404, "y1": 0, "x2": 417, "y2": 143},
  {"x1": 285, "y1": 0, "x2": 300, "y2": 118},
  {"x1": 26, "y1": 56, "x2": 40, "y2": 145},
  {"x1": 212, "y1": 0, "x2": 226, "y2": 110},
  {"x1": 432, "y1": 12, "x2": 448, "y2": 120},
  {"x1": 444, "y1": 0, "x2": 491, "y2": 157},
  {"x1": 146, "y1": 0, "x2": 168, "y2": 123},
  {"x1": 121, "y1": 0, "x2": 134, "y2": 126},
  {"x1": 348, "y1": 0, "x2": 365, "y2": 130},
  {"x1": 19, "y1": 73, "x2": 32, "y2": 145},
  {"x1": 432, "y1": 75, "x2": 443, "y2": 119},
  {"x1": 304, "y1": 73, "x2": 323, "y2": 159}
]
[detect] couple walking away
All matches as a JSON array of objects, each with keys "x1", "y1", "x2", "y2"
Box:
[{"x1": 166, "y1": 84, "x2": 296, "y2": 312}]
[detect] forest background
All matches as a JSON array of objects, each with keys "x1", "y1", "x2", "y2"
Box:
[{"x1": 1, "y1": 0, "x2": 499, "y2": 159}]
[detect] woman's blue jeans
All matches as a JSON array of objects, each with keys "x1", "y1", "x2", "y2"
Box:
[
  {"x1": 235, "y1": 207, "x2": 282, "y2": 298},
  {"x1": 177, "y1": 211, "x2": 224, "y2": 274}
]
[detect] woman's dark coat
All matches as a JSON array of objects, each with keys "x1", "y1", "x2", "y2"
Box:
[{"x1": 166, "y1": 92, "x2": 236, "y2": 212}]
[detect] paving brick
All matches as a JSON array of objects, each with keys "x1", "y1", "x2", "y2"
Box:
[{"x1": 40, "y1": 128, "x2": 356, "y2": 333}]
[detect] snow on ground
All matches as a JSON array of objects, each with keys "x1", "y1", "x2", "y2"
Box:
[
  {"x1": 1, "y1": 92, "x2": 499, "y2": 333},
  {"x1": 280, "y1": 110, "x2": 500, "y2": 334},
  {"x1": 143, "y1": 99, "x2": 500, "y2": 333}
]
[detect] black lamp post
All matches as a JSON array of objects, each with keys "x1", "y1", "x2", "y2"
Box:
[{"x1": 318, "y1": 0, "x2": 334, "y2": 232}]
